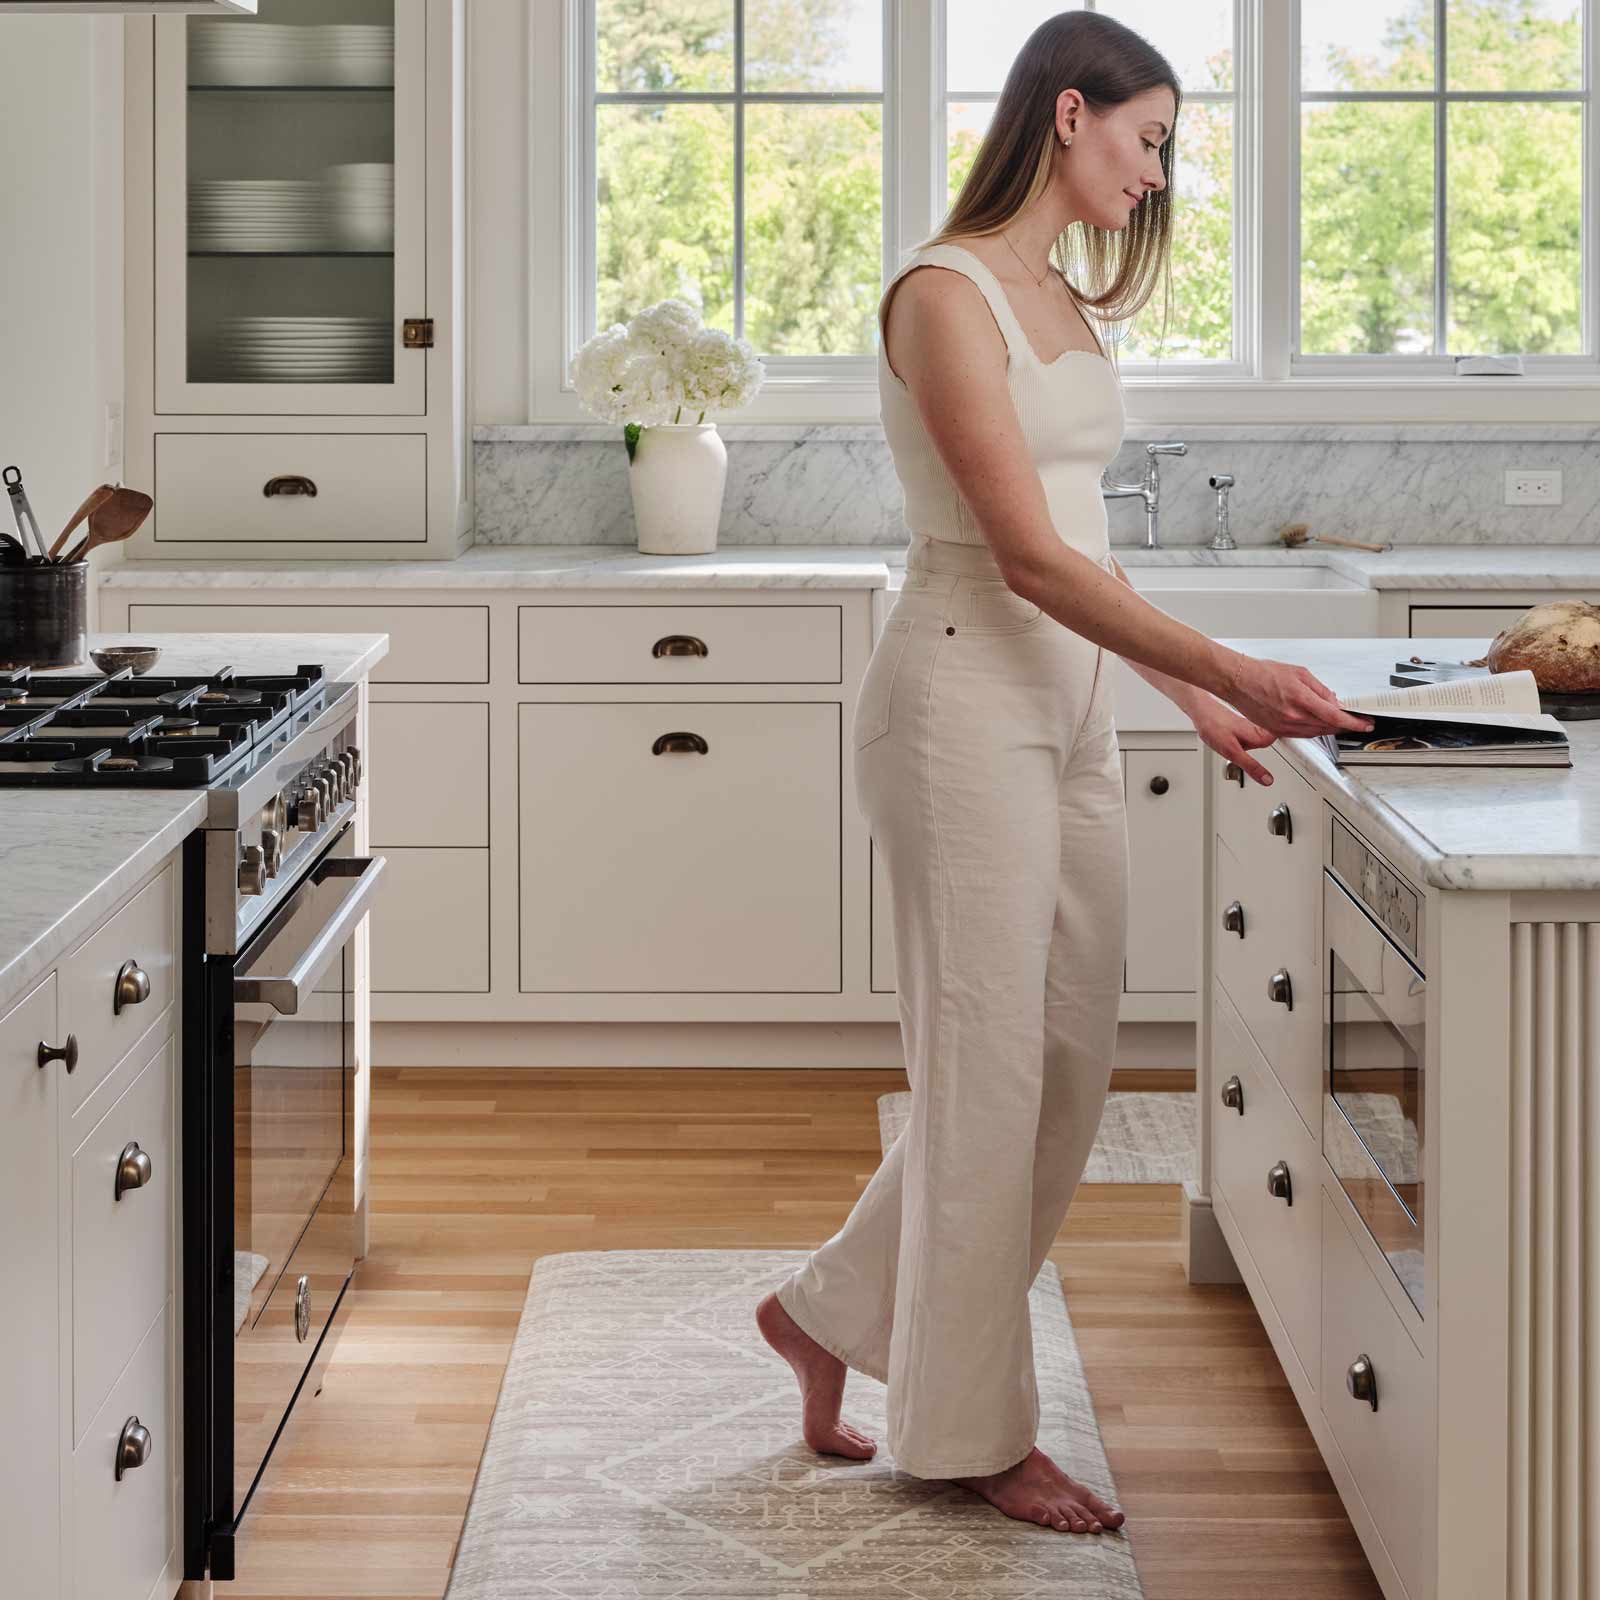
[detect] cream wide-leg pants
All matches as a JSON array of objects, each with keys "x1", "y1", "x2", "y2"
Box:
[{"x1": 775, "y1": 531, "x2": 1130, "y2": 1480}]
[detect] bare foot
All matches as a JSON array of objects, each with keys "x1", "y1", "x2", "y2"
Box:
[
  {"x1": 953, "y1": 1445, "x2": 1126, "y2": 1534},
  {"x1": 756, "y1": 1291, "x2": 878, "y2": 1460}
]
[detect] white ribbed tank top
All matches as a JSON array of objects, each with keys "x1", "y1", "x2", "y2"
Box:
[{"x1": 877, "y1": 242, "x2": 1125, "y2": 562}]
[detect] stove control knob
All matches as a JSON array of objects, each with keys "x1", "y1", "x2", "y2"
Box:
[
  {"x1": 330, "y1": 759, "x2": 349, "y2": 804},
  {"x1": 262, "y1": 791, "x2": 287, "y2": 834},
  {"x1": 338, "y1": 750, "x2": 358, "y2": 794},
  {"x1": 287, "y1": 788, "x2": 315, "y2": 831},
  {"x1": 261, "y1": 827, "x2": 282, "y2": 878},
  {"x1": 347, "y1": 745, "x2": 362, "y2": 786},
  {"x1": 238, "y1": 844, "x2": 267, "y2": 897}
]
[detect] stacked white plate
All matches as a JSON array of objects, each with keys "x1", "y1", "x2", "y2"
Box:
[
  {"x1": 189, "y1": 22, "x2": 395, "y2": 89},
  {"x1": 195, "y1": 316, "x2": 393, "y2": 384},
  {"x1": 189, "y1": 164, "x2": 394, "y2": 252}
]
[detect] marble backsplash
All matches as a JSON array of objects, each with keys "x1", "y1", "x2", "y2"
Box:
[{"x1": 473, "y1": 422, "x2": 1600, "y2": 549}]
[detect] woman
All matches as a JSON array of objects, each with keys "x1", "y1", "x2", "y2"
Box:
[{"x1": 757, "y1": 12, "x2": 1372, "y2": 1536}]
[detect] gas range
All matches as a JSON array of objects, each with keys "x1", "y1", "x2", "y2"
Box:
[{"x1": 0, "y1": 663, "x2": 364, "y2": 954}]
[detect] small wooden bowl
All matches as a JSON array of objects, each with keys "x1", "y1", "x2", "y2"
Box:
[{"x1": 91, "y1": 644, "x2": 162, "y2": 677}]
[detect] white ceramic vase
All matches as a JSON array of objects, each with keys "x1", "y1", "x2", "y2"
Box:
[{"x1": 628, "y1": 422, "x2": 727, "y2": 555}]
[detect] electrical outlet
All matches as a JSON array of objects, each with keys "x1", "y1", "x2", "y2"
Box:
[{"x1": 1505, "y1": 468, "x2": 1562, "y2": 506}]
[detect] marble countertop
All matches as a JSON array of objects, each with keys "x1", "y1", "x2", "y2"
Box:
[
  {"x1": 0, "y1": 632, "x2": 389, "y2": 1011},
  {"x1": 95, "y1": 542, "x2": 1600, "y2": 592},
  {"x1": 1233, "y1": 635, "x2": 1600, "y2": 892}
]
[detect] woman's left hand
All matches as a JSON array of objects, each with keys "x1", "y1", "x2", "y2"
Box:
[{"x1": 1189, "y1": 695, "x2": 1278, "y2": 786}]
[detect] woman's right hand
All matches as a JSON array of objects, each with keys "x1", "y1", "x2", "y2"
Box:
[{"x1": 1221, "y1": 654, "x2": 1376, "y2": 739}]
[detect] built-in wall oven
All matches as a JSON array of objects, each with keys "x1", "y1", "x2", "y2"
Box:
[
  {"x1": 182, "y1": 677, "x2": 385, "y2": 1582},
  {"x1": 1323, "y1": 814, "x2": 1427, "y2": 1316}
]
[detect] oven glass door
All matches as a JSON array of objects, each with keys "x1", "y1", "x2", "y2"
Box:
[
  {"x1": 230, "y1": 823, "x2": 371, "y2": 1516},
  {"x1": 1323, "y1": 870, "x2": 1426, "y2": 1315}
]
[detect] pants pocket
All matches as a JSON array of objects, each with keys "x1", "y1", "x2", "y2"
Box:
[
  {"x1": 962, "y1": 580, "x2": 1043, "y2": 633},
  {"x1": 852, "y1": 618, "x2": 913, "y2": 750}
]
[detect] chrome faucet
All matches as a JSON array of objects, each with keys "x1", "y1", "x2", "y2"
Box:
[{"x1": 1101, "y1": 441, "x2": 1187, "y2": 549}]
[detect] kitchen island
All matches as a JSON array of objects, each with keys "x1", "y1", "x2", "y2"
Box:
[{"x1": 1192, "y1": 633, "x2": 1596, "y2": 1600}]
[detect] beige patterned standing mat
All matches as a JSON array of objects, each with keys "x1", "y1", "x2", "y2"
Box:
[{"x1": 443, "y1": 1126, "x2": 1145, "y2": 1597}]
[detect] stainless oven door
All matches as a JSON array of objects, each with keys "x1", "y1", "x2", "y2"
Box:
[
  {"x1": 1323, "y1": 869, "x2": 1426, "y2": 1314},
  {"x1": 229, "y1": 824, "x2": 385, "y2": 1517}
]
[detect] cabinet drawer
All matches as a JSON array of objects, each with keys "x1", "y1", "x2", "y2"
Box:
[
  {"x1": 367, "y1": 702, "x2": 489, "y2": 846},
  {"x1": 127, "y1": 601, "x2": 488, "y2": 683},
  {"x1": 72, "y1": 1035, "x2": 174, "y2": 1445},
  {"x1": 1320, "y1": 1190, "x2": 1428, "y2": 1600},
  {"x1": 519, "y1": 702, "x2": 841, "y2": 991},
  {"x1": 1213, "y1": 744, "x2": 1318, "y2": 963},
  {"x1": 153, "y1": 432, "x2": 427, "y2": 544},
  {"x1": 370, "y1": 847, "x2": 489, "y2": 992},
  {"x1": 1213, "y1": 831, "x2": 1321, "y2": 1139},
  {"x1": 1409, "y1": 604, "x2": 1530, "y2": 639},
  {"x1": 72, "y1": 1299, "x2": 174, "y2": 1600},
  {"x1": 60, "y1": 862, "x2": 175, "y2": 1120},
  {"x1": 1212, "y1": 979, "x2": 1321, "y2": 1388},
  {"x1": 518, "y1": 604, "x2": 842, "y2": 684}
]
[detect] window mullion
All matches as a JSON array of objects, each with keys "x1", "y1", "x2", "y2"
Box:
[
  {"x1": 1263, "y1": 0, "x2": 1294, "y2": 379},
  {"x1": 1434, "y1": 0, "x2": 1447, "y2": 356},
  {"x1": 734, "y1": 0, "x2": 745, "y2": 342},
  {"x1": 894, "y1": 0, "x2": 938, "y2": 261}
]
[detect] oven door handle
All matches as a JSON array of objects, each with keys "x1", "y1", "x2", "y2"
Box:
[{"x1": 233, "y1": 855, "x2": 387, "y2": 1015}]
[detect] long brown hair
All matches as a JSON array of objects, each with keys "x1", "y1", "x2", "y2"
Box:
[{"x1": 924, "y1": 11, "x2": 1182, "y2": 360}]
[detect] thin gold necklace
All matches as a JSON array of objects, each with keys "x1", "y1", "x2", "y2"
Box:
[{"x1": 1001, "y1": 230, "x2": 1051, "y2": 288}]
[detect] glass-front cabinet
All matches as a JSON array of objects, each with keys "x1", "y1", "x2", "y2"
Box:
[{"x1": 153, "y1": 0, "x2": 426, "y2": 415}]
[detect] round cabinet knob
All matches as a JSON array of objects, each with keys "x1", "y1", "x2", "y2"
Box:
[
  {"x1": 1346, "y1": 1353, "x2": 1379, "y2": 1410},
  {"x1": 1148, "y1": 774, "x2": 1170, "y2": 796},
  {"x1": 1222, "y1": 900, "x2": 1246, "y2": 937},
  {"x1": 37, "y1": 1035, "x2": 78, "y2": 1074},
  {"x1": 1222, "y1": 761, "x2": 1246, "y2": 787},
  {"x1": 238, "y1": 844, "x2": 267, "y2": 897},
  {"x1": 115, "y1": 1416, "x2": 152, "y2": 1481},
  {"x1": 113, "y1": 960, "x2": 150, "y2": 1016},
  {"x1": 1220, "y1": 1074, "x2": 1245, "y2": 1114},
  {"x1": 1267, "y1": 968, "x2": 1293, "y2": 1009},
  {"x1": 1266, "y1": 1160, "x2": 1293, "y2": 1205},
  {"x1": 1267, "y1": 803, "x2": 1293, "y2": 842},
  {"x1": 115, "y1": 1140, "x2": 152, "y2": 1202},
  {"x1": 261, "y1": 827, "x2": 283, "y2": 878}
]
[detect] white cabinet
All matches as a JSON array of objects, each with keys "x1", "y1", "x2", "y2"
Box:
[
  {"x1": 0, "y1": 975, "x2": 63, "y2": 1600},
  {"x1": 1123, "y1": 747, "x2": 1201, "y2": 993},
  {"x1": 1, "y1": 855, "x2": 183, "y2": 1600},
  {"x1": 123, "y1": 0, "x2": 468, "y2": 559},
  {"x1": 518, "y1": 702, "x2": 841, "y2": 992}
]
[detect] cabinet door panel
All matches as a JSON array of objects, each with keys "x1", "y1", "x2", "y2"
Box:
[
  {"x1": 1408, "y1": 605, "x2": 1529, "y2": 639},
  {"x1": 0, "y1": 976, "x2": 61, "y2": 1600},
  {"x1": 519, "y1": 703, "x2": 841, "y2": 992},
  {"x1": 367, "y1": 702, "x2": 489, "y2": 847},
  {"x1": 1124, "y1": 748, "x2": 1200, "y2": 993},
  {"x1": 370, "y1": 848, "x2": 489, "y2": 992}
]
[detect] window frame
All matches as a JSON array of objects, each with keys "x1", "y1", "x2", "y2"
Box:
[{"x1": 529, "y1": 0, "x2": 1600, "y2": 426}]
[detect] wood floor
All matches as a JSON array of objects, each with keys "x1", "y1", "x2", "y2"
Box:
[{"x1": 229, "y1": 1066, "x2": 1383, "y2": 1600}]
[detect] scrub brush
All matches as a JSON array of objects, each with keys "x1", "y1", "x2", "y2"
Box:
[{"x1": 1278, "y1": 523, "x2": 1388, "y2": 554}]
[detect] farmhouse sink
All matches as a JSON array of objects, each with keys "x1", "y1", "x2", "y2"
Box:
[{"x1": 873, "y1": 549, "x2": 1380, "y2": 730}]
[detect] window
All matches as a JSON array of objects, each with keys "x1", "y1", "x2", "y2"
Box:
[
  {"x1": 539, "y1": 1, "x2": 1600, "y2": 423},
  {"x1": 1298, "y1": 1, "x2": 1586, "y2": 366}
]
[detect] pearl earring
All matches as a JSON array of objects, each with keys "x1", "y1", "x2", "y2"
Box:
[{"x1": 1062, "y1": 135, "x2": 1072, "y2": 148}]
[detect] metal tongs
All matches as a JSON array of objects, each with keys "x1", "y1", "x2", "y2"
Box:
[{"x1": 2, "y1": 465, "x2": 50, "y2": 565}]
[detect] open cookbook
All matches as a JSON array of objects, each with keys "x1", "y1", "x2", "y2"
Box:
[{"x1": 1319, "y1": 669, "x2": 1572, "y2": 768}]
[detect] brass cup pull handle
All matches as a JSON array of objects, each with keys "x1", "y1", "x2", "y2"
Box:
[
  {"x1": 263, "y1": 475, "x2": 318, "y2": 498},
  {"x1": 1222, "y1": 761, "x2": 1246, "y2": 787},
  {"x1": 115, "y1": 1416, "x2": 152, "y2": 1481},
  {"x1": 1267, "y1": 803, "x2": 1293, "y2": 841},
  {"x1": 114, "y1": 959, "x2": 151, "y2": 1016},
  {"x1": 115, "y1": 1141, "x2": 153, "y2": 1202},
  {"x1": 1222, "y1": 900, "x2": 1245, "y2": 936},
  {"x1": 1266, "y1": 1160, "x2": 1293, "y2": 1205},
  {"x1": 652, "y1": 635, "x2": 709, "y2": 658},
  {"x1": 1220, "y1": 1075, "x2": 1245, "y2": 1114},
  {"x1": 1346, "y1": 1353, "x2": 1379, "y2": 1411},
  {"x1": 38, "y1": 1035, "x2": 78, "y2": 1074},
  {"x1": 295, "y1": 1275, "x2": 312, "y2": 1344},
  {"x1": 652, "y1": 732, "x2": 710, "y2": 755},
  {"x1": 1267, "y1": 968, "x2": 1293, "y2": 1009}
]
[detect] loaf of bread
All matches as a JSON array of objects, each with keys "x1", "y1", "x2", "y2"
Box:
[{"x1": 1480, "y1": 600, "x2": 1600, "y2": 692}]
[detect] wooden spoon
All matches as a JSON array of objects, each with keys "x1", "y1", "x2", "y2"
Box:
[
  {"x1": 48, "y1": 483, "x2": 116, "y2": 559},
  {"x1": 60, "y1": 486, "x2": 154, "y2": 566}
]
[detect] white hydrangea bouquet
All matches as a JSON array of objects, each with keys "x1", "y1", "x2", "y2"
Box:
[{"x1": 570, "y1": 299, "x2": 765, "y2": 554}]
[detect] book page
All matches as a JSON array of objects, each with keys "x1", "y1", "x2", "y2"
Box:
[{"x1": 1340, "y1": 668, "x2": 1541, "y2": 717}]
